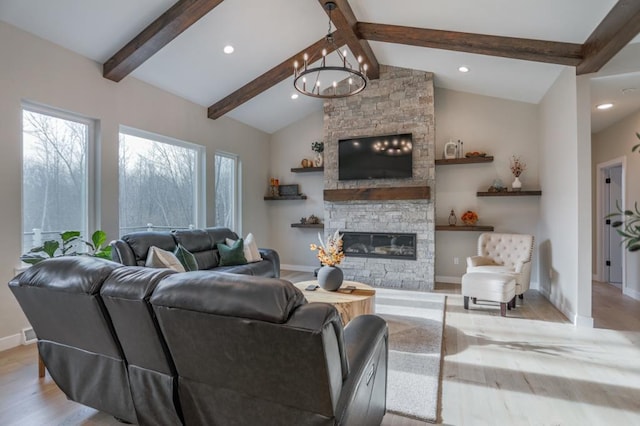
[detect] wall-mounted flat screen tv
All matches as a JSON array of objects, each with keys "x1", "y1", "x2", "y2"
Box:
[{"x1": 338, "y1": 133, "x2": 413, "y2": 180}]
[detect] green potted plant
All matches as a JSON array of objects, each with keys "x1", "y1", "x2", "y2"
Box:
[
  {"x1": 607, "y1": 132, "x2": 640, "y2": 252},
  {"x1": 21, "y1": 230, "x2": 112, "y2": 264}
]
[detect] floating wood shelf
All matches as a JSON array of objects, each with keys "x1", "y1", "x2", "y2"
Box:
[
  {"x1": 477, "y1": 190, "x2": 542, "y2": 197},
  {"x1": 291, "y1": 167, "x2": 324, "y2": 173},
  {"x1": 291, "y1": 223, "x2": 324, "y2": 228},
  {"x1": 435, "y1": 225, "x2": 495, "y2": 231},
  {"x1": 435, "y1": 156, "x2": 494, "y2": 165},
  {"x1": 324, "y1": 186, "x2": 430, "y2": 202},
  {"x1": 264, "y1": 195, "x2": 307, "y2": 200}
]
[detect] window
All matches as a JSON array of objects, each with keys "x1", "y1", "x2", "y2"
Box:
[
  {"x1": 214, "y1": 152, "x2": 241, "y2": 232},
  {"x1": 22, "y1": 104, "x2": 94, "y2": 252},
  {"x1": 119, "y1": 127, "x2": 204, "y2": 235}
]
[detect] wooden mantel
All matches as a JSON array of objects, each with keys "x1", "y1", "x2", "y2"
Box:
[{"x1": 324, "y1": 186, "x2": 430, "y2": 202}]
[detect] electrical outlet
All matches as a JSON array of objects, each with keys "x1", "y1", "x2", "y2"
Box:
[{"x1": 453, "y1": 257, "x2": 460, "y2": 265}]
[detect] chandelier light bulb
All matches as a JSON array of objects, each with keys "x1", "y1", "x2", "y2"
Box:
[{"x1": 322, "y1": 49, "x2": 327, "y2": 57}]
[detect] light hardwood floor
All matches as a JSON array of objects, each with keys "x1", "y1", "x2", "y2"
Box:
[{"x1": 1, "y1": 275, "x2": 639, "y2": 425}]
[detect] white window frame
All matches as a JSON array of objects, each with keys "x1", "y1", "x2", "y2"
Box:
[
  {"x1": 214, "y1": 151, "x2": 242, "y2": 235},
  {"x1": 21, "y1": 101, "x2": 97, "y2": 251},
  {"x1": 119, "y1": 126, "x2": 206, "y2": 232}
]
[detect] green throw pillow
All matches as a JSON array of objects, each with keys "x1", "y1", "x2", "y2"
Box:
[
  {"x1": 218, "y1": 238, "x2": 248, "y2": 266},
  {"x1": 174, "y1": 244, "x2": 199, "y2": 271}
]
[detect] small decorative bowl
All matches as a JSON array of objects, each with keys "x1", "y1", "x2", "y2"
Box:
[{"x1": 462, "y1": 218, "x2": 478, "y2": 226}]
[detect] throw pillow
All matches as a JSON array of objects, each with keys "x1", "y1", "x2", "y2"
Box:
[
  {"x1": 145, "y1": 246, "x2": 186, "y2": 272},
  {"x1": 218, "y1": 238, "x2": 248, "y2": 266},
  {"x1": 226, "y1": 232, "x2": 263, "y2": 263},
  {"x1": 174, "y1": 244, "x2": 199, "y2": 271}
]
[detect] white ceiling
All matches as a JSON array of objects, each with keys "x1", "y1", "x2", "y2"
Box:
[{"x1": 1, "y1": 0, "x2": 638, "y2": 134}]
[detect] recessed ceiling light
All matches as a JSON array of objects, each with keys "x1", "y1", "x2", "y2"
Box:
[
  {"x1": 291, "y1": 93, "x2": 299, "y2": 100},
  {"x1": 223, "y1": 45, "x2": 234, "y2": 54},
  {"x1": 596, "y1": 103, "x2": 614, "y2": 110},
  {"x1": 458, "y1": 66, "x2": 470, "y2": 73}
]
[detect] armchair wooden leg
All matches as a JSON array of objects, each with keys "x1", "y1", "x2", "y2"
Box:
[
  {"x1": 38, "y1": 352, "x2": 45, "y2": 378},
  {"x1": 518, "y1": 294, "x2": 524, "y2": 300},
  {"x1": 500, "y1": 303, "x2": 507, "y2": 317},
  {"x1": 464, "y1": 296, "x2": 469, "y2": 310}
]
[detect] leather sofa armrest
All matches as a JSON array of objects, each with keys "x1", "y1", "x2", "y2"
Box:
[
  {"x1": 336, "y1": 314, "x2": 388, "y2": 425},
  {"x1": 110, "y1": 240, "x2": 137, "y2": 266},
  {"x1": 258, "y1": 248, "x2": 280, "y2": 278},
  {"x1": 467, "y1": 255, "x2": 495, "y2": 268}
]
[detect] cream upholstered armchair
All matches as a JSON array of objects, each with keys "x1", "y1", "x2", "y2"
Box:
[{"x1": 466, "y1": 233, "x2": 534, "y2": 300}]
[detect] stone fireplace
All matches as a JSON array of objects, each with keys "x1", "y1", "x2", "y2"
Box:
[{"x1": 323, "y1": 65, "x2": 435, "y2": 291}]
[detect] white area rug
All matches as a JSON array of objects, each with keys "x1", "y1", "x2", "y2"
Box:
[{"x1": 375, "y1": 288, "x2": 446, "y2": 423}]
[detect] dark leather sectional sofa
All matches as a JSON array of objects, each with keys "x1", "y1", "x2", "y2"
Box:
[
  {"x1": 111, "y1": 227, "x2": 280, "y2": 277},
  {"x1": 9, "y1": 251, "x2": 388, "y2": 425}
]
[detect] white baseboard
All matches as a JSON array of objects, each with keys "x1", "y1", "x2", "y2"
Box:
[
  {"x1": 281, "y1": 264, "x2": 317, "y2": 273},
  {"x1": 435, "y1": 275, "x2": 461, "y2": 284},
  {"x1": 623, "y1": 286, "x2": 640, "y2": 301},
  {"x1": 574, "y1": 314, "x2": 594, "y2": 328},
  {"x1": 0, "y1": 333, "x2": 22, "y2": 352}
]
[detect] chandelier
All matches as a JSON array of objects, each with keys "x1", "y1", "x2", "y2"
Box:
[{"x1": 293, "y1": 1, "x2": 368, "y2": 99}]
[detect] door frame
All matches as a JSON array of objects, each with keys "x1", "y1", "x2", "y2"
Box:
[{"x1": 595, "y1": 156, "x2": 626, "y2": 291}]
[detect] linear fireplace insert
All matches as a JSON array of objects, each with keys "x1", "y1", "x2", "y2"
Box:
[{"x1": 342, "y1": 232, "x2": 416, "y2": 260}]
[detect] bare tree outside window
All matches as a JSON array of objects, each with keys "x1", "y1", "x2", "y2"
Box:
[
  {"x1": 22, "y1": 108, "x2": 89, "y2": 251},
  {"x1": 119, "y1": 131, "x2": 200, "y2": 235},
  {"x1": 215, "y1": 153, "x2": 238, "y2": 230}
]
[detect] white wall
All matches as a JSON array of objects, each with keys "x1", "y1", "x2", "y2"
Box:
[
  {"x1": 592, "y1": 108, "x2": 640, "y2": 300},
  {"x1": 0, "y1": 22, "x2": 271, "y2": 347},
  {"x1": 268, "y1": 111, "x2": 324, "y2": 270},
  {"x1": 538, "y1": 67, "x2": 593, "y2": 326},
  {"x1": 434, "y1": 88, "x2": 541, "y2": 283}
]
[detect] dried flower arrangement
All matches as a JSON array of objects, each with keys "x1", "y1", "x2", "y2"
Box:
[
  {"x1": 310, "y1": 230, "x2": 345, "y2": 266},
  {"x1": 311, "y1": 141, "x2": 324, "y2": 153},
  {"x1": 510, "y1": 155, "x2": 527, "y2": 177}
]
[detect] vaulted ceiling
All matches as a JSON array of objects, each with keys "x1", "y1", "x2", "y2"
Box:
[{"x1": 1, "y1": 0, "x2": 639, "y2": 134}]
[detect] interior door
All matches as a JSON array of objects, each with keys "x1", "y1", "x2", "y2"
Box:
[{"x1": 606, "y1": 166, "x2": 623, "y2": 284}]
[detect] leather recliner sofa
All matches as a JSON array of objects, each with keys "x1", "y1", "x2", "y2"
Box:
[
  {"x1": 9, "y1": 256, "x2": 388, "y2": 425},
  {"x1": 111, "y1": 227, "x2": 280, "y2": 278}
]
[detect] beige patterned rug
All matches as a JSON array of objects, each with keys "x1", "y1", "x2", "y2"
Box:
[{"x1": 375, "y1": 288, "x2": 446, "y2": 423}]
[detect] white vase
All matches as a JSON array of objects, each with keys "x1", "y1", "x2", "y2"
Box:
[
  {"x1": 314, "y1": 152, "x2": 324, "y2": 167},
  {"x1": 512, "y1": 176, "x2": 522, "y2": 191}
]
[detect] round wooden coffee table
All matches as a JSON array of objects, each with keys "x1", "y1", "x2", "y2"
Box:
[{"x1": 294, "y1": 280, "x2": 376, "y2": 325}]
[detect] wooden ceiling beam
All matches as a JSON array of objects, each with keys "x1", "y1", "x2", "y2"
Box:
[
  {"x1": 103, "y1": 0, "x2": 225, "y2": 82},
  {"x1": 357, "y1": 22, "x2": 583, "y2": 66},
  {"x1": 318, "y1": 0, "x2": 380, "y2": 79},
  {"x1": 208, "y1": 32, "x2": 347, "y2": 120},
  {"x1": 577, "y1": 0, "x2": 640, "y2": 75}
]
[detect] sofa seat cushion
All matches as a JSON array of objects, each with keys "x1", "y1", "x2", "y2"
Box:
[{"x1": 213, "y1": 259, "x2": 275, "y2": 277}]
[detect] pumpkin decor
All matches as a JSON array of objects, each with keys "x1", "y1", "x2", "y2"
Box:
[{"x1": 461, "y1": 210, "x2": 478, "y2": 226}]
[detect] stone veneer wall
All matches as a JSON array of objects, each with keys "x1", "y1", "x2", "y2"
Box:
[{"x1": 323, "y1": 65, "x2": 435, "y2": 291}]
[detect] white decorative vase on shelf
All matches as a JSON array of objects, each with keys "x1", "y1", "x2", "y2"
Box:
[
  {"x1": 511, "y1": 176, "x2": 522, "y2": 191},
  {"x1": 317, "y1": 266, "x2": 343, "y2": 291},
  {"x1": 314, "y1": 153, "x2": 324, "y2": 167}
]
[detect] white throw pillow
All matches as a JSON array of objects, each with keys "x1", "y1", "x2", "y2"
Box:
[
  {"x1": 226, "y1": 233, "x2": 262, "y2": 263},
  {"x1": 145, "y1": 246, "x2": 186, "y2": 272}
]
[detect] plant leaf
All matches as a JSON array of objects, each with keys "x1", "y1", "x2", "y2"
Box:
[
  {"x1": 42, "y1": 240, "x2": 59, "y2": 258},
  {"x1": 20, "y1": 254, "x2": 48, "y2": 265},
  {"x1": 92, "y1": 230, "x2": 107, "y2": 249},
  {"x1": 611, "y1": 221, "x2": 623, "y2": 228},
  {"x1": 61, "y1": 231, "x2": 81, "y2": 242}
]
